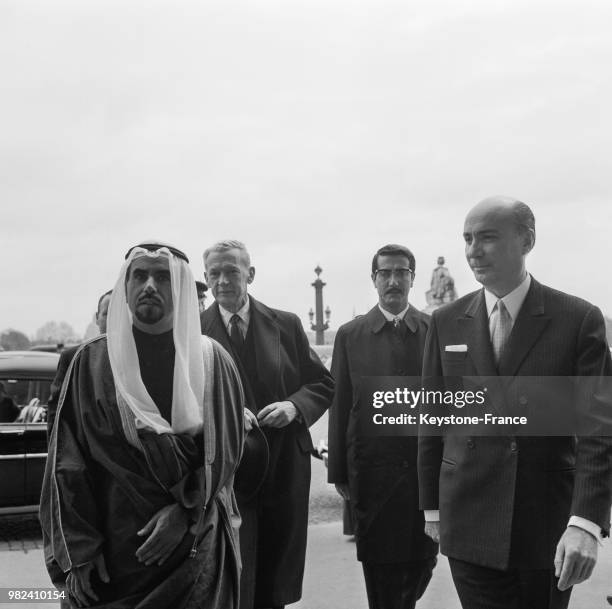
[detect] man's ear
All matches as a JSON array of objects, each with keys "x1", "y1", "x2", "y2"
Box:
[
  {"x1": 247, "y1": 267, "x2": 256, "y2": 284},
  {"x1": 522, "y1": 229, "x2": 536, "y2": 254}
]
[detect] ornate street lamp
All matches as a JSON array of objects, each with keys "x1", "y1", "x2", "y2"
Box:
[{"x1": 309, "y1": 265, "x2": 330, "y2": 345}]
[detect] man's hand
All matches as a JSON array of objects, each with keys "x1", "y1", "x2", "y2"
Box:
[
  {"x1": 317, "y1": 439, "x2": 329, "y2": 467},
  {"x1": 135, "y1": 503, "x2": 189, "y2": 566},
  {"x1": 257, "y1": 401, "x2": 298, "y2": 428},
  {"x1": 554, "y1": 526, "x2": 598, "y2": 591},
  {"x1": 67, "y1": 554, "x2": 109, "y2": 607},
  {"x1": 424, "y1": 521, "x2": 440, "y2": 544},
  {"x1": 244, "y1": 408, "x2": 258, "y2": 433},
  {"x1": 335, "y1": 483, "x2": 350, "y2": 501}
]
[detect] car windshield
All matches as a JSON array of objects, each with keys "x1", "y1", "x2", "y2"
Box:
[{"x1": 0, "y1": 378, "x2": 51, "y2": 424}]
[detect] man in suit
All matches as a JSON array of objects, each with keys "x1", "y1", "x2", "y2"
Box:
[
  {"x1": 418, "y1": 196, "x2": 612, "y2": 609},
  {"x1": 201, "y1": 240, "x2": 334, "y2": 609},
  {"x1": 328, "y1": 244, "x2": 438, "y2": 609}
]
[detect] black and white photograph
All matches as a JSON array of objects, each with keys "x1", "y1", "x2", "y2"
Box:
[{"x1": 1, "y1": 1, "x2": 612, "y2": 608}]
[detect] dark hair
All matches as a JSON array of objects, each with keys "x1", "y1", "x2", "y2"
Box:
[
  {"x1": 511, "y1": 201, "x2": 535, "y2": 237},
  {"x1": 97, "y1": 290, "x2": 112, "y2": 314},
  {"x1": 371, "y1": 244, "x2": 416, "y2": 275}
]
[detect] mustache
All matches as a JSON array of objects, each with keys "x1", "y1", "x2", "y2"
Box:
[{"x1": 137, "y1": 295, "x2": 162, "y2": 304}]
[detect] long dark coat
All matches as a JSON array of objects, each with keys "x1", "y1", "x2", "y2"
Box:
[
  {"x1": 40, "y1": 336, "x2": 245, "y2": 609},
  {"x1": 418, "y1": 277, "x2": 612, "y2": 571},
  {"x1": 201, "y1": 297, "x2": 334, "y2": 607},
  {"x1": 327, "y1": 305, "x2": 438, "y2": 563}
]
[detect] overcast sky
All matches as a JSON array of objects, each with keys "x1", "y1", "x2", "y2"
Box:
[{"x1": 1, "y1": 0, "x2": 611, "y2": 337}]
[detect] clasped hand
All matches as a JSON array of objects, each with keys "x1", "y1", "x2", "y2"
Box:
[
  {"x1": 257, "y1": 401, "x2": 298, "y2": 428},
  {"x1": 135, "y1": 503, "x2": 189, "y2": 567}
]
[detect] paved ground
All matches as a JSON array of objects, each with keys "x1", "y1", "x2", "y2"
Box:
[
  {"x1": 0, "y1": 514, "x2": 43, "y2": 553},
  {"x1": 1, "y1": 414, "x2": 611, "y2": 608}
]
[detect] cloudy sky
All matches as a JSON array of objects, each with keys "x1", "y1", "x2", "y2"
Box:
[{"x1": 1, "y1": 0, "x2": 611, "y2": 337}]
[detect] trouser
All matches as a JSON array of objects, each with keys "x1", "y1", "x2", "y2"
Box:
[
  {"x1": 362, "y1": 557, "x2": 436, "y2": 609},
  {"x1": 448, "y1": 557, "x2": 572, "y2": 609}
]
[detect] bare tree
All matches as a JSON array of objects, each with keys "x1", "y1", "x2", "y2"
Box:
[
  {"x1": 0, "y1": 329, "x2": 31, "y2": 351},
  {"x1": 34, "y1": 321, "x2": 80, "y2": 345}
]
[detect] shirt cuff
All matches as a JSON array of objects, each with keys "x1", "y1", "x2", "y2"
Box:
[
  {"x1": 568, "y1": 516, "x2": 603, "y2": 545},
  {"x1": 424, "y1": 510, "x2": 440, "y2": 522}
]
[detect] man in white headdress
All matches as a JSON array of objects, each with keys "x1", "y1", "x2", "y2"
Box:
[{"x1": 40, "y1": 241, "x2": 245, "y2": 609}]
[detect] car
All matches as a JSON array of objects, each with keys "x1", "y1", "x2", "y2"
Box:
[{"x1": 0, "y1": 350, "x2": 59, "y2": 514}]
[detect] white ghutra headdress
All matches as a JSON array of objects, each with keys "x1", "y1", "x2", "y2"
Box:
[{"x1": 106, "y1": 243, "x2": 206, "y2": 435}]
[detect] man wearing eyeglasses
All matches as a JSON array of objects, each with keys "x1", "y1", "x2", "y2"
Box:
[{"x1": 328, "y1": 244, "x2": 438, "y2": 609}]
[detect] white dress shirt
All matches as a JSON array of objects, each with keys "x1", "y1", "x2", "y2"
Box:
[
  {"x1": 219, "y1": 297, "x2": 251, "y2": 339},
  {"x1": 378, "y1": 303, "x2": 410, "y2": 324},
  {"x1": 484, "y1": 273, "x2": 531, "y2": 334}
]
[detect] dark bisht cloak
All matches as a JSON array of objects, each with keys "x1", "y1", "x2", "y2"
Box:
[{"x1": 40, "y1": 335, "x2": 244, "y2": 609}]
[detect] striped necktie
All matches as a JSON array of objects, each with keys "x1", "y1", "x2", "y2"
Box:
[{"x1": 490, "y1": 299, "x2": 511, "y2": 365}]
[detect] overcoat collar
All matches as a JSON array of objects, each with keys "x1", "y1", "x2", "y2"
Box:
[
  {"x1": 248, "y1": 297, "x2": 281, "y2": 394},
  {"x1": 201, "y1": 302, "x2": 232, "y2": 354},
  {"x1": 366, "y1": 304, "x2": 420, "y2": 334},
  {"x1": 202, "y1": 296, "x2": 282, "y2": 397}
]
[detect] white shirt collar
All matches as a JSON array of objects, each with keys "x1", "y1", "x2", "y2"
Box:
[
  {"x1": 378, "y1": 303, "x2": 410, "y2": 323},
  {"x1": 219, "y1": 296, "x2": 251, "y2": 332},
  {"x1": 484, "y1": 273, "x2": 531, "y2": 324}
]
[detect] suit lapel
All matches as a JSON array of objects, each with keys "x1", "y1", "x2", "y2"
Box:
[
  {"x1": 498, "y1": 279, "x2": 550, "y2": 376},
  {"x1": 202, "y1": 302, "x2": 263, "y2": 412},
  {"x1": 457, "y1": 290, "x2": 498, "y2": 378},
  {"x1": 201, "y1": 303, "x2": 234, "y2": 355},
  {"x1": 250, "y1": 297, "x2": 281, "y2": 396},
  {"x1": 457, "y1": 291, "x2": 510, "y2": 416}
]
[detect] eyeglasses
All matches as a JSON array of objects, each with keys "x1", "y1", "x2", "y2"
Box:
[{"x1": 374, "y1": 268, "x2": 413, "y2": 280}]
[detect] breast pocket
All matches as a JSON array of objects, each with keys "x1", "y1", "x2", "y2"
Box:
[{"x1": 442, "y1": 351, "x2": 468, "y2": 375}]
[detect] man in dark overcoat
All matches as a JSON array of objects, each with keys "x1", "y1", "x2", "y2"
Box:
[
  {"x1": 201, "y1": 240, "x2": 334, "y2": 609},
  {"x1": 47, "y1": 289, "x2": 112, "y2": 437},
  {"x1": 328, "y1": 243, "x2": 438, "y2": 609}
]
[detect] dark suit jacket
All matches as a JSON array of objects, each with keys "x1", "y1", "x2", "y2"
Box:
[
  {"x1": 201, "y1": 297, "x2": 334, "y2": 605},
  {"x1": 328, "y1": 305, "x2": 438, "y2": 563},
  {"x1": 418, "y1": 277, "x2": 612, "y2": 570}
]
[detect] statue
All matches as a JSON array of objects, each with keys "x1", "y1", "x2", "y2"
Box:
[{"x1": 424, "y1": 256, "x2": 457, "y2": 312}]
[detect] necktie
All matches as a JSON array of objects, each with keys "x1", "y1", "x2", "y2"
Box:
[
  {"x1": 490, "y1": 299, "x2": 511, "y2": 365},
  {"x1": 229, "y1": 314, "x2": 244, "y2": 352},
  {"x1": 388, "y1": 318, "x2": 407, "y2": 340}
]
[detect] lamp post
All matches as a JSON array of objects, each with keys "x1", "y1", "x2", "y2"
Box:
[{"x1": 309, "y1": 265, "x2": 331, "y2": 346}]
